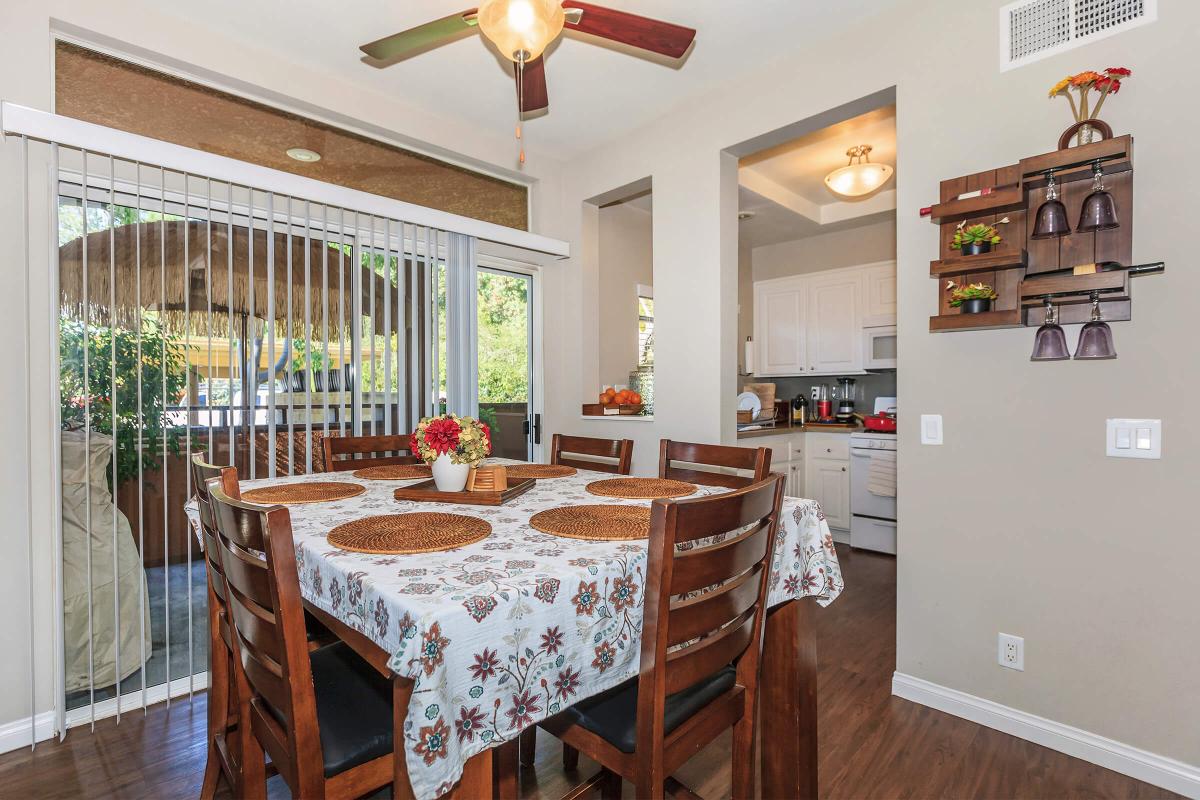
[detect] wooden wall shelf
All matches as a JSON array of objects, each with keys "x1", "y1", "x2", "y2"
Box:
[
  {"x1": 929, "y1": 309, "x2": 1023, "y2": 332},
  {"x1": 928, "y1": 185, "x2": 1023, "y2": 224},
  {"x1": 1020, "y1": 270, "x2": 1129, "y2": 304},
  {"x1": 930, "y1": 250, "x2": 1027, "y2": 278},
  {"x1": 929, "y1": 133, "x2": 1139, "y2": 334},
  {"x1": 1018, "y1": 135, "x2": 1133, "y2": 187}
]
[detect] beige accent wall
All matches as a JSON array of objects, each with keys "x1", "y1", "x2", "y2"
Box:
[
  {"x1": 597, "y1": 203, "x2": 653, "y2": 389},
  {"x1": 544, "y1": 0, "x2": 1200, "y2": 772}
]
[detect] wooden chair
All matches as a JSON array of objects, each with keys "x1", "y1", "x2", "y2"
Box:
[
  {"x1": 520, "y1": 434, "x2": 635, "y2": 767},
  {"x1": 321, "y1": 432, "x2": 418, "y2": 472},
  {"x1": 658, "y1": 439, "x2": 771, "y2": 489},
  {"x1": 191, "y1": 457, "x2": 244, "y2": 800},
  {"x1": 538, "y1": 474, "x2": 786, "y2": 799},
  {"x1": 549, "y1": 434, "x2": 634, "y2": 474},
  {"x1": 207, "y1": 482, "x2": 395, "y2": 800}
]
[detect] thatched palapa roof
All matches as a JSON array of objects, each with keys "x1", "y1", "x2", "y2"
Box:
[{"x1": 59, "y1": 220, "x2": 405, "y2": 336}]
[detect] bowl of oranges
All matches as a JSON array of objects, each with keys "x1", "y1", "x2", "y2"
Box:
[{"x1": 584, "y1": 386, "x2": 644, "y2": 415}]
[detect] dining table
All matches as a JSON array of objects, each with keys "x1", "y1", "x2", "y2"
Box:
[{"x1": 186, "y1": 459, "x2": 844, "y2": 800}]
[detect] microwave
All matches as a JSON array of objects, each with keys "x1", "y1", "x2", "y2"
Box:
[{"x1": 863, "y1": 325, "x2": 897, "y2": 370}]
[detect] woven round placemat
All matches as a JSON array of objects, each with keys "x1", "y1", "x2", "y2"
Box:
[
  {"x1": 327, "y1": 512, "x2": 491, "y2": 554},
  {"x1": 504, "y1": 464, "x2": 577, "y2": 479},
  {"x1": 352, "y1": 464, "x2": 432, "y2": 481},
  {"x1": 241, "y1": 481, "x2": 366, "y2": 505},
  {"x1": 585, "y1": 477, "x2": 696, "y2": 500},
  {"x1": 528, "y1": 505, "x2": 652, "y2": 541}
]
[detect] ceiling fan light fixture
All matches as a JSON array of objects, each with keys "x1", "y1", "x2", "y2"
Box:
[
  {"x1": 477, "y1": 0, "x2": 565, "y2": 61},
  {"x1": 824, "y1": 144, "x2": 893, "y2": 198}
]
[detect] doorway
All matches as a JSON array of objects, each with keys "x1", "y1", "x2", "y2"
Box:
[{"x1": 476, "y1": 267, "x2": 536, "y2": 460}]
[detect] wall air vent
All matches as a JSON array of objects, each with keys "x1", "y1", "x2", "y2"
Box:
[{"x1": 1000, "y1": 0, "x2": 1156, "y2": 71}]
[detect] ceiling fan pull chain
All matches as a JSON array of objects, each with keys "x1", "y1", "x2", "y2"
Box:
[{"x1": 516, "y1": 51, "x2": 526, "y2": 165}]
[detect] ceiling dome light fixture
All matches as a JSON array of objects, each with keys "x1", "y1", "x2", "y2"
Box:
[
  {"x1": 824, "y1": 144, "x2": 894, "y2": 198},
  {"x1": 477, "y1": 0, "x2": 565, "y2": 62},
  {"x1": 286, "y1": 147, "x2": 322, "y2": 163}
]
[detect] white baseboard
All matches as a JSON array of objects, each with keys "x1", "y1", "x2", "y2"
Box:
[
  {"x1": 0, "y1": 711, "x2": 57, "y2": 755},
  {"x1": 892, "y1": 672, "x2": 1200, "y2": 799}
]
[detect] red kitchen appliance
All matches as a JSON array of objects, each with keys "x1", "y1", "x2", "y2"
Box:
[
  {"x1": 864, "y1": 409, "x2": 896, "y2": 432},
  {"x1": 863, "y1": 396, "x2": 897, "y2": 433}
]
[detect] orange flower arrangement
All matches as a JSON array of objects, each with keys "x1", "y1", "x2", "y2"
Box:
[{"x1": 1049, "y1": 67, "x2": 1131, "y2": 125}]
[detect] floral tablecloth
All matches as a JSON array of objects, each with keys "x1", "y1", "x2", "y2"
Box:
[{"x1": 187, "y1": 462, "x2": 843, "y2": 800}]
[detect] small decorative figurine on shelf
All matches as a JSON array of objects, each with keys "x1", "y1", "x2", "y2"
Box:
[{"x1": 1048, "y1": 67, "x2": 1131, "y2": 148}]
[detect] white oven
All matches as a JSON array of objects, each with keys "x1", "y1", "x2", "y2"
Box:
[{"x1": 850, "y1": 426, "x2": 897, "y2": 554}]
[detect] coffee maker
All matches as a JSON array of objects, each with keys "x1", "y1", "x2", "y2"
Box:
[{"x1": 834, "y1": 377, "x2": 856, "y2": 422}]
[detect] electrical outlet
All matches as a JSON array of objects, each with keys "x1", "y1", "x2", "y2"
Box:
[{"x1": 998, "y1": 633, "x2": 1024, "y2": 671}]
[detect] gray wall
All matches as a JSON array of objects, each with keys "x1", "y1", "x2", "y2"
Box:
[{"x1": 548, "y1": 0, "x2": 1200, "y2": 773}]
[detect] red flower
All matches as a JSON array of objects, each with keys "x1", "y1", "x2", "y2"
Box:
[
  {"x1": 469, "y1": 647, "x2": 499, "y2": 682},
  {"x1": 455, "y1": 705, "x2": 488, "y2": 743},
  {"x1": 414, "y1": 718, "x2": 450, "y2": 765},
  {"x1": 1105, "y1": 67, "x2": 1132, "y2": 77},
  {"x1": 1095, "y1": 77, "x2": 1121, "y2": 94},
  {"x1": 480, "y1": 422, "x2": 492, "y2": 453},
  {"x1": 504, "y1": 690, "x2": 541, "y2": 730},
  {"x1": 422, "y1": 417, "x2": 461, "y2": 456},
  {"x1": 409, "y1": 432, "x2": 420, "y2": 454},
  {"x1": 554, "y1": 665, "x2": 582, "y2": 700}
]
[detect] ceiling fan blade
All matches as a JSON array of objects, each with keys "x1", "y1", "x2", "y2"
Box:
[
  {"x1": 360, "y1": 9, "x2": 479, "y2": 62},
  {"x1": 517, "y1": 56, "x2": 549, "y2": 113},
  {"x1": 563, "y1": 2, "x2": 695, "y2": 59}
]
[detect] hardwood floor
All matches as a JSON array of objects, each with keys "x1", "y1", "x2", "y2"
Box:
[{"x1": 0, "y1": 545, "x2": 1177, "y2": 799}]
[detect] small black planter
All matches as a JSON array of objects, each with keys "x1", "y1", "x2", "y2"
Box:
[
  {"x1": 960, "y1": 298, "x2": 993, "y2": 314},
  {"x1": 960, "y1": 240, "x2": 992, "y2": 256}
]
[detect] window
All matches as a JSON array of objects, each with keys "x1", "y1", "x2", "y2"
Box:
[{"x1": 637, "y1": 287, "x2": 654, "y2": 368}]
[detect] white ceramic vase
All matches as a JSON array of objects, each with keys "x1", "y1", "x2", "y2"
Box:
[{"x1": 431, "y1": 453, "x2": 470, "y2": 492}]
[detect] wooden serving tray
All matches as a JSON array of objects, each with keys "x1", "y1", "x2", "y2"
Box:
[{"x1": 393, "y1": 478, "x2": 536, "y2": 506}]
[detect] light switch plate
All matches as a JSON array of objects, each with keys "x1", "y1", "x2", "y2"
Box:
[
  {"x1": 1106, "y1": 419, "x2": 1161, "y2": 459},
  {"x1": 920, "y1": 414, "x2": 943, "y2": 445}
]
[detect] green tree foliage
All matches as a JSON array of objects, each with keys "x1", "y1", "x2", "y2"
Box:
[
  {"x1": 477, "y1": 271, "x2": 528, "y2": 403},
  {"x1": 59, "y1": 318, "x2": 191, "y2": 488}
]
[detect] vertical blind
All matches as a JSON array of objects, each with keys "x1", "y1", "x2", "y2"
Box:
[{"x1": 6, "y1": 128, "x2": 493, "y2": 742}]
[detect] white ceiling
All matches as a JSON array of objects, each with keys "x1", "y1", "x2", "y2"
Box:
[
  {"x1": 737, "y1": 104, "x2": 896, "y2": 248},
  {"x1": 741, "y1": 105, "x2": 896, "y2": 204},
  {"x1": 150, "y1": 0, "x2": 905, "y2": 160}
]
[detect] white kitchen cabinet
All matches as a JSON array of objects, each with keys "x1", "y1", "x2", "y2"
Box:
[
  {"x1": 786, "y1": 461, "x2": 805, "y2": 498},
  {"x1": 753, "y1": 280, "x2": 807, "y2": 377},
  {"x1": 862, "y1": 261, "x2": 898, "y2": 326},
  {"x1": 752, "y1": 260, "x2": 894, "y2": 377},
  {"x1": 805, "y1": 455, "x2": 850, "y2": 530},
  {"x1": 806, "y1": 272, "x2": 862, "y2": 374}
]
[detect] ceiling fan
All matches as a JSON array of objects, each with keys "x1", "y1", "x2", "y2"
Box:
[{"x1": 360, "y1": 1, "x2": 697, "y2": 116}]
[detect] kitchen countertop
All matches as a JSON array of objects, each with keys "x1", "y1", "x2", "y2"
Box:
[{"x1": 737, "y1": 424, "x2": 861, "y2": 439}]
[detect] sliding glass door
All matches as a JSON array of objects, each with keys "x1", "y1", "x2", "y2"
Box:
[{"x1": 477, "y1": 268, "x2": 535, "y2": 460}]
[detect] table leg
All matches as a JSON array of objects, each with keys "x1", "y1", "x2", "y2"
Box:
[
  {"x1": 393, "y1": 677, "x2": 417, "y2": 800},
  {"x1": 760, "y1": 598, "x2": 818, "y2": 800}
]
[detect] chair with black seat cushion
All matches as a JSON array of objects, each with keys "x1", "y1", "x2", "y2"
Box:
[
  {"x1": 208, "y1": 481, "x2": 394, "y2": 800},
  {"x1": 321, "y1": 432, "x2": 418, "y2": 472},
  {"x1": 192, "y1": 456, "x2": 336, "y2": 799},
  {"x1": 538, "y1": 474, "x2": 786, "y2": 800},
  {"x1": 549, "y1": 434, "x2": 634, "y2": 474},
  {"x1": 658, "y1": 439, "x2": 771, "y2": 489},
  {"x1": 192, "y1": 458, "x2": 244, "y2": 800}
]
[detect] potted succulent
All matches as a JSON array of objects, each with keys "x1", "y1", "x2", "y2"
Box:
[
  {"x1": 951, "y1": 217, "x2": 1009, "y2": 256},
  {"x1": 411, "y1": 414, "x2": 492, "y2": 492},
  {"x1": 946, "y1": 280, "x2": 999, "y2": 314}
]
